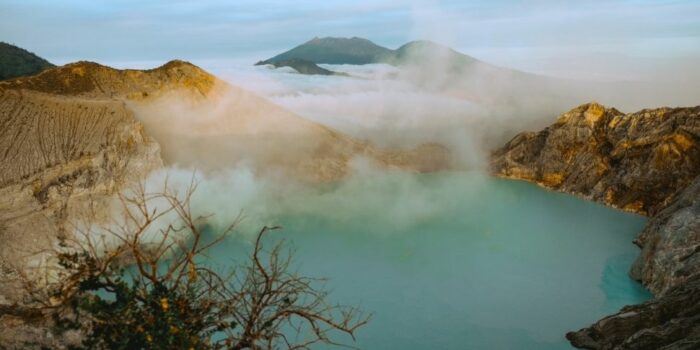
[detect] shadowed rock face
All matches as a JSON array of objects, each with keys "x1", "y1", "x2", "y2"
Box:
[
  {"x1": 491, "y1": 102, "x2": 700, "y2": 216},
  {"x1": 566, "y1": 273, "x2": 700, "y2": 350},
  {"x1": 630, "y1": 176, "x2": 700, "y2": 296},
  {"x1": 491, "y1": 102, "x2": 700, "y2": 349},
  {"x1": 566, "y1": 176, "x2": 700, "y2": 349}
]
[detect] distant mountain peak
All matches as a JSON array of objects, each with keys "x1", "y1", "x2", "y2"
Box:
[
  {"x1": 258, "y1": 36, "x2": 483, "y2": 67},
  {"x1": 157, "y1": 59, "x2": 200, "y2": 70},
  {"x1": 259, "y1": 36, "x2": 394, "y2": 65},
  {"x1": 0, "y1": 42, "x2": 54, "y2": 80},
  {"x1": 398, "y1": 40, "x2": 449, "y2": 51},
  {"x1": 401, "y1": 39, "x2": 440, "y2": 46}
]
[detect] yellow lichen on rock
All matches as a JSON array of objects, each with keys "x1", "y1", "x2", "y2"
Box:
[
  {"x1": 596, "y1": 160, "x2": 609, "y2": 176},
  {"x1": 670, "y1": 133, "x2": 694, "y2": 151},
  {"x1": 505, "y1": 167, "x2": 537, "y2": 181},
  {"x1": 607, "y1": 115, "x2": 622, "y2": 129},
  {"x1": 583, "y1": 102, "x2": 606, "y2": 126},
  {"x1": 71, "y1": 66, "x2": 86, "y2": 77},
  {"x1": 623, "y1": 200, "x2": 644, "y2": 213},
  {"x1": 604, "y1": 188, "x2": 616, "y2": 205},
  {"x1": 542, "y1": 172, "x2": 564, "y2": 187}
]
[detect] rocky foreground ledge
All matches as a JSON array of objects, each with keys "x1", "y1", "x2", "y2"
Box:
[{"x1": 492, "y1": 102, "x2": 700, "y2": 349}]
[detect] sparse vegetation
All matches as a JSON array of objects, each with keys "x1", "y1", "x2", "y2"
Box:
[{"x1": 20, "y1": 179, "x2": 369, "y2": 349}]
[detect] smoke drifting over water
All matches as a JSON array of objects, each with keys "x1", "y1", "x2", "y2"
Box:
[{"x1": 123, "y1": 39, "x2": 699, "y2": 234}]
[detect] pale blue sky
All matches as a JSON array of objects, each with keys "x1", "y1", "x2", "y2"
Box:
[{"x1": 1, "y1": 0, "x2": 699, "y2": 79}]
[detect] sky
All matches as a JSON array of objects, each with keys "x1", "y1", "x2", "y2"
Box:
[{"x1": 1, "y1": 0, "x2": 699, "y2": 80}]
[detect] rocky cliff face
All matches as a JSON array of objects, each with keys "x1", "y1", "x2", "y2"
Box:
[
  {"x1": 491, "y1": 102, "x2": 700, "y2": 216},
  {"x1": 629, "y1": 175, "x2": 700, "y2": 296},
  {"x1": 491, "y1": 102, "x2": 700, "y2": 349},
  {"x1": 566, "y1": 175, "x2": 700, "y2": 349},
  {"x1": 566, "y1": 273, "x2": 700, "y2": 350}
]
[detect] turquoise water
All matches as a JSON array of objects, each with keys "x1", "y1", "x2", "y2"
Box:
[{"x1": 207, "y1": 171, "x2": 650, "y2": 349}]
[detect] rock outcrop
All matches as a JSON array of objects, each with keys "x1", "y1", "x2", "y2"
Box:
[
  {"x1": 491, "y1": 102, "x2": 700, "y2": 349},
  {"x1": 491, "y1": 102, "x2": 700, "y2": 216},
  {"x1": 629, "y1": 175, "x2": 700, "y2": 296},
  {"x1": 566, "y1": 274, "x2": 700, "y2": 350},
  {"x1": 566, "y1": 176, "x2": 700, "y2": 349}
]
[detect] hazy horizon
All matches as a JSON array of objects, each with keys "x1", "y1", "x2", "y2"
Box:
[{"x1": 2, "y1": 0, "x2": 699, "y2": 81}]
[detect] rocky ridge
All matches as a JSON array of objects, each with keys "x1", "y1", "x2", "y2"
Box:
[
  {"x1": 1, "y1": 59, "x2": 216, "y2": 99},
  {"x1": 491, "y1": 102, "x2": 700, "y2": 348}
]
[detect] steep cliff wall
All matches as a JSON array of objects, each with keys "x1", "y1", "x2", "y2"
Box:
[
  {"x1": 566, "y1": 175, "x2": 700, "y2": 349},
  {"x1": 566, "y1": 273, "x2": 700, "y2": 350}
]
